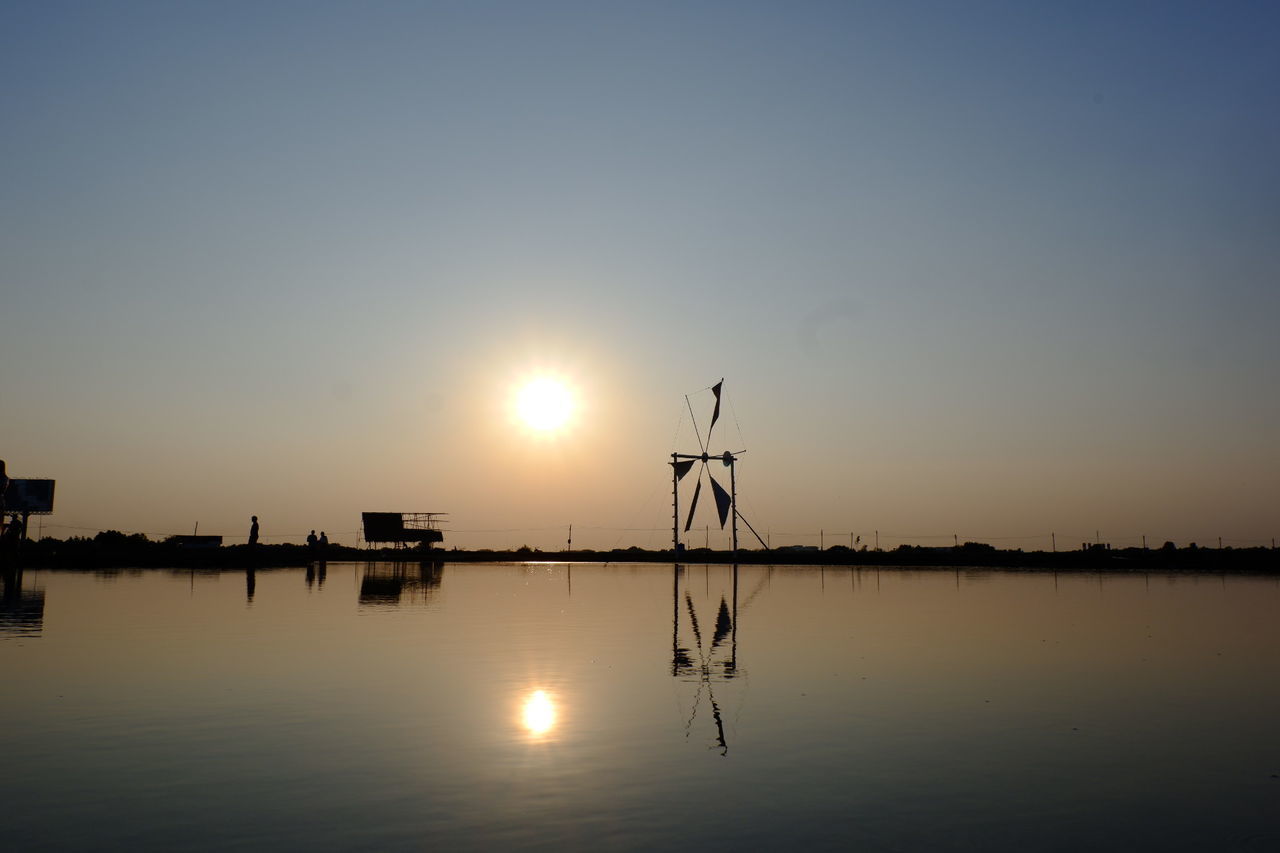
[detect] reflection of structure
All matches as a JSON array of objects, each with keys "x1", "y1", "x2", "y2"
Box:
[
  {"x1": 1, "y1": 568, "x2": 45, "y2": 639},
  {"x1": 359, "y1": 562, "x2": 443, "y2": 606},
  {"x1": 671, "y1": 563, "x2": 745, "y2": 756},
  {"x1": 361, "y1": 513, "x2": 446, "y2": 550}
]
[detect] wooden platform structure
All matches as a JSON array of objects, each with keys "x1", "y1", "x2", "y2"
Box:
[{"x1": 361, "y1": 512, "x2": 446, "y2": 549}]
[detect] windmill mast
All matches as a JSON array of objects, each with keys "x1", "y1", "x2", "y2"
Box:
[{"x1": 730, "y1": 456, "x2": 738, "y2": 554}]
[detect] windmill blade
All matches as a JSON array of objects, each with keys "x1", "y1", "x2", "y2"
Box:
[
  {"x1": 705, "y1": 379, "x2": 723, "y2": 447},
  {"x1": 709, "y1": 474, "x2": 732, "y2": 529},
  {"x1": 683, "y1": 476, "x2": 703, "y2": 532},
  {"x1": 672, "y1": 459, "x2": 696, "y2": 481},
  {"x1": 686, "y1": 395, "x2": 706, "y2": 454}
]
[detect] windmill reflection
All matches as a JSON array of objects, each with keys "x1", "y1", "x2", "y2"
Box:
[
  {"x1": 671, "y1": 563, "x2": 741, "y2": 756},
  {"x1": 359, "y1": 561, "x2": 443, "y2": 607}
]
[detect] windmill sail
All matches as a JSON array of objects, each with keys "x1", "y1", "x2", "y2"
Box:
[
  {"x1": 672, "y1": 458, "x2": 696, "y2": 480},
  {"x1": 684, "y1": 478, "x2": 703, "y2": 532},
  {"x1": 709, "y1": 474, "x2": 732, "y2": 529},
  {"x1": 705, "y1": 380, "x2": 723, "y2": 448}
]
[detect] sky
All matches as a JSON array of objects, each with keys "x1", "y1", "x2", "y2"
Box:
[{"x1": 3, "y1": 1, "x2": 1278, "y2": 551}]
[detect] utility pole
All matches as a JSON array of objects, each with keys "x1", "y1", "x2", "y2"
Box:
[
  {"x1": 875, "y1": 530, "x2": 879, "y2": 551},
  {"x1": 1051, "y1": 532, "x2": 1056, "y2": 552},
  {"x1": 567, "y1": 524, "x2": 572, "y2": 552},
  {"x1": 820, "y1": 529, "x2": 824, "y2": 550}
]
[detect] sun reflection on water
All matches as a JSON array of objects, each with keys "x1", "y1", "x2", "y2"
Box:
[{"x1": 521, "y1": 689, "x2": 557, "y2": 739}]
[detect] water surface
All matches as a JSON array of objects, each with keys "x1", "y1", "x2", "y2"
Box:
[{"x1": 2, "y1": 563, "x2": 1278, "y2": 851}]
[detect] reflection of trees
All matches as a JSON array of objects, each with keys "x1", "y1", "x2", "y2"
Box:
[
  {"x1": 1, "y1": 568, "x2": 44, "y2": 639},
  {"x1": 359, "y1": 562, "x2": 443, "y2": 607}
]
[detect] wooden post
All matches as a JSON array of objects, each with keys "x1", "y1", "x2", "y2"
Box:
[
  {"x1": 730, "y1": 456, "x2": 738, "y2": 557},
  {"x1": 671, "y1": 453, "x2": 679, "y2": 553}
]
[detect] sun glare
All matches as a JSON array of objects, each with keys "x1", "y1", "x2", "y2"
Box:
[
  {"x1": 516, "y1": 377, "x2": 575, "y2": 432},
  {"x1": 521, "y1": 689, "x2": 557, "y2": 737}
]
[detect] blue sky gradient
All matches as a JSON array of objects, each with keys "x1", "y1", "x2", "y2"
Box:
[{"x1": 4, "y1": 2, "x2": 1277, "y2": 548}]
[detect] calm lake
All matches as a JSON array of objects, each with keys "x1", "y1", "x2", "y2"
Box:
[{"x1": 2, "y1": 563, "x2": 1278, "y2": 851}]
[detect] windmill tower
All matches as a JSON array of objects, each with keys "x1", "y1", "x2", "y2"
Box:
[{"x1": 670, "y1": 380, "x2": 766, "y2": 556}]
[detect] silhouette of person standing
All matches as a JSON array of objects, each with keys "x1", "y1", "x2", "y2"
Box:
[
  {"x1": 306, "y1": 530, "x2": 318, "y2": 551},
  {"x1": 249, "y1": 515, "x2": 260, "y2": 546},
  {"x1": 318, "y1": 531, "x2": 328, "y2": 552}
]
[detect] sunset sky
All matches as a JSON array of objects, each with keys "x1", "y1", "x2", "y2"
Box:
[{"x1": 4, "y1": 2, "x2": 1277, "y2": 550}]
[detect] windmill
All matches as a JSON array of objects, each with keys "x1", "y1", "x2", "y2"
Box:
[{"x1": 669, "y1": 380, "x2": 768, "y2": 556}]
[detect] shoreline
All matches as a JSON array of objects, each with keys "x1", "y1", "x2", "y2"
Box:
[{"x1": 5, "y1": 538, "x2": 1278, "y2": 573}]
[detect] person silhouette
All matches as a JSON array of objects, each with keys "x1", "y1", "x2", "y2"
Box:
[
  {"x1": 249, "y1": 515, "x2": 260, "y2": 546},
  {"x1": 318, "y1": 531, "x2": 328, "y2": 551},
  {"x1": 306, "y1": 530, "x2": 318, "y2": 550}
]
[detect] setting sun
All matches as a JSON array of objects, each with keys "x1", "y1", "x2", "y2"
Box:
[{"x1": 515, "y1": 377, "x2": 575, "y2": 432}]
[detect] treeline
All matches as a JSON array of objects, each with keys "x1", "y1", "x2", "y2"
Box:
[
  {"x1": 443, "y1": 540, "x2": 1279, "y2": 572},
  {"x1": 8, "y1": 531, "x2": 1278, "y2": 572},
  {"x1": 11, "y1": 531, "x2": 359, "y2": 569}
]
